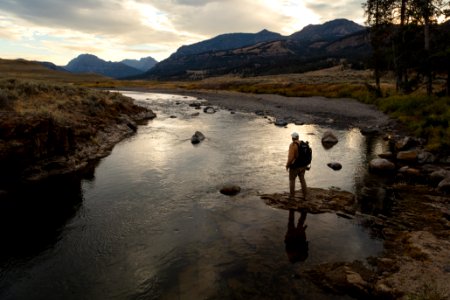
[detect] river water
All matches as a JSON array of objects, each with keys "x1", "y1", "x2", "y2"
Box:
[{"x1": 0, "y1": 91, "x2": 387, "y2": 299}]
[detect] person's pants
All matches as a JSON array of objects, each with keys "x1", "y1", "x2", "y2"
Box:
[{"x1": 289, "y1": 167, "x2": 307, "y2": 198}]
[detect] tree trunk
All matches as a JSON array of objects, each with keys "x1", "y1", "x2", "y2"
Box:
[{"x1": 424, "y1": 21, "x2": 432, "y2": 95}]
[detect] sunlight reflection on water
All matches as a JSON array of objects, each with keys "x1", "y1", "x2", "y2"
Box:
[{"x1": 0, "y1": 91, "x2": 387, "y2": 300}]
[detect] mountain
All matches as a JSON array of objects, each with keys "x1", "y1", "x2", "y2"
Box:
[
  {"x1": 290, "y1": 19, "x2": 365, "y2": 42},
  {"x1": 139, "y1": 19, "x2": 370, "y2": 80},
  {"x1": 38, "y1": 61, "x2": 68, "y2": 72},
  {"x1": 172, "y1": 29, "x2": 285, "y2": 57},
  {"x1": 65, "y1": 54, "x2": 143, "y2": 79},
  {"x1": 121, "y1": 56, "x2": 157, "y2": 72}
]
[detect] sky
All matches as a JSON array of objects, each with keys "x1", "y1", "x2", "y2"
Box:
[{"x1": 0, "y1": 0, "x2": 366, "y2": 66}]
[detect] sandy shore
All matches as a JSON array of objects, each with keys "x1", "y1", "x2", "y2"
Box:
[{"x1": 135, "y1": 88, "x2": 393, "y2": 130}]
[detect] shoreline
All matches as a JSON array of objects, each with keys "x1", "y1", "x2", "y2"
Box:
[
  {"x1": 113, "y1": 87, "x2": 395, "y2": 131},
  {"x1": 121, "y1": 87, "x2": 450, "y2": 299}
]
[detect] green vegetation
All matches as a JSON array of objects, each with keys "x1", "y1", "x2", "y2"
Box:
[{"x1": 376, "y1": 95, "x2": 450, "y2": 151}]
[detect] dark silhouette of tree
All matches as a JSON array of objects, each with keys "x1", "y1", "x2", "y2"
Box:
[{"x1": 364, "y1": 0, "x2": 450, "y2": 95}]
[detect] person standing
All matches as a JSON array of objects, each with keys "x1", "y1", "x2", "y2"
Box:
[{"x1": 286, "y1": 132, "x2": 308, "y2": 199}]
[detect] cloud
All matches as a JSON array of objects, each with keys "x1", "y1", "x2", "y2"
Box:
[
  {"x1": 0, "y1": 0, "x2": 365, "y2": 64},
  {"x1": 304, "y1": 0, "x2": 365, "y2": 24}
]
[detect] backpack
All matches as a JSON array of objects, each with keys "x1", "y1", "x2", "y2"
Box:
[{"x1": 291, "y1": 141, "x2": 312, "y2": 168}]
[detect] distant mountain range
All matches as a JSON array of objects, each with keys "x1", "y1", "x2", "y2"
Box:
[
  {"x1": 64, "y1": 54, "x2": 157, "y2": 79},
  {"x1": 120, "y1": 57, "x2": 158, "y2": 72},
  {"x1": 36, "y1": 18, "x2": 368, "y2": 79},
  {"x1": 139, "y1": 18, "x2": 369, "y2": 80}
]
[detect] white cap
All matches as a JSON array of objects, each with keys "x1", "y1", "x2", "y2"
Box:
[{"x1": 291, "y1": 132, "x2": 299, "y2": 139}]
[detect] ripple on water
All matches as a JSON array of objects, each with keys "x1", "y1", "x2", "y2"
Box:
[{"x1": 0, "y1": 91, "x2": 385, "y2": 300}]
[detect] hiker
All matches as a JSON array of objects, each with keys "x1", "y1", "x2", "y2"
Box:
[
  {"x1": 286, "y1": 132, "x2": 309, "y2": 199},
  {"x1": 285, "y1": 209, "x2": 308, "y2": 263}
]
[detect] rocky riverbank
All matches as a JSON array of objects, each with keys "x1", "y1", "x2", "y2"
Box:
[
  {"x1": 0, "y1": 79, "x2": 156, "y2": 186},
  {"x1": 139, "y1": 87, "x2": 450, "y2": 299}
]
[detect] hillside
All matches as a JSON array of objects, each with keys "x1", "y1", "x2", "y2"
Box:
[
  {"x1": 290, "y1": 19, "x2": 365, "y2": 41},
  {"x1": 140, "y1": 19, "x2": 368, "y2": 80},
  {"x1": 142, "y1": 29, "x2": 370, "y2": 80},
  {"x1": 0, "y1": 58, "x2": 110, "y2": 83},
  {"x1": 172, "y1": 29, "x2": 284, "y2": 57}
]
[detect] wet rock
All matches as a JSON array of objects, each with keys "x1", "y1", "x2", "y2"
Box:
[
  {"x1": 395, "y1": 136, "x2": 416, "y2": 151},
  {"x1": 191, "y1": 131, "x2": 205, "y2": 144},
  {"x1": 274, "y1": 118, "x2": 288, "y2": 127},
  {"x1": 306, "y1": 261, "x2": 374, "y2": 299},
  {"x1": 321, "y1": 131, "x2": 338, "y2": 148},
  {"x1": 418, "y1": 151, "x2": 436, "y2": 164},
  {"x1": 327, "y1": 162, "x2": 342, "y2": 171},
  {"x1": 437, "y1": 177, "x2": 450, "y2": 193},
  {"x1": 360, "y1": 126, "x2": 381, "y2": 135},
  {"x1": 397, "y1": 150, "x2": 418, "y2": 162},
  {"x1": 220, "y1": 184, "x2": 241, "y2": 196},
  {"x1": 189, "y1": 102, "x2": 202, "y2": 108},
  {"x1": 420, "y1": 164, "x2": 441, "y2": 175},
  {"x1": 378, "y1": 152, "x2": 394, "y2": 159},
  {"x1": 429, "y1": 169, "x2": 450, "y2": 185},
  {"x1": 261, "y1": 187, "x2": 356, "y2": 214},
  {"x1": 369, "y1": 158, "x2": 396, "y2": 172},
  {"x1": 203, "y1": 106, "x2": 216, "y2": 114}
]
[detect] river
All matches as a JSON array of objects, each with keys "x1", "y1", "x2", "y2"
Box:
[{"x1": 0, "y1": 91, "x2": 387, "y2": 299}]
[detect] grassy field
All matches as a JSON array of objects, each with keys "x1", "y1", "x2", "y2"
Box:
[{"x1": 1, "y1": 58, "x2": 448, "y2": 152}]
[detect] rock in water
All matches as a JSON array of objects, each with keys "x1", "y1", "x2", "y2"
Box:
[
  {"x1": 321, "y1": 131, "x2": 338, "y2": 148},
  {"x1": 327, "y1": 162, "x2": 342, "y2": 170},
  {"x1": 369, "y1": 158, "x2": 395, "y2": 172},
  {"x1": 274, "y1": 118, "x2": 288, "y2": 126},
  {"x1": 220, "y1": 184, "x2": 241, "y2": 196},
  {"x1": 203, "y1": 106, "x2": 216, "y2": 114},
  {"x1": 191, "y1": 131, "x2": 205, "y2": 144}
]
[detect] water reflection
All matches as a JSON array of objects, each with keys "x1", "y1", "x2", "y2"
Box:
[
  {"x1": 0, "y1": 174, "x2": 85, "y2": 262},
  {"x1": 0, "y1": 91, "x2": 386, "y2": 300},
  {"x1": 285, "y1": 210, "x2": 309, "y2": 264}
]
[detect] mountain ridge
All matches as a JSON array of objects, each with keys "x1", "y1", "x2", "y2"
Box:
[
  {"x1": 139, "y1": 18, "x2": 368, "y2": 80},
  {"x1": 64, "y1": 54, "x2": 145, "y2": 79}
]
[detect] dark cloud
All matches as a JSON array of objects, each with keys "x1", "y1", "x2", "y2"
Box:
[{"x1": 0, "y1": 0, "x2": 138, "y2": 34}]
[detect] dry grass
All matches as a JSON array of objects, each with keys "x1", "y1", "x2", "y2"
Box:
[
  {"x1": 1, "y1": 58, "x2": 448, "y2": 151},
  {"x1": 0, "y1": 78, "x2": 138, "y2": 126}
]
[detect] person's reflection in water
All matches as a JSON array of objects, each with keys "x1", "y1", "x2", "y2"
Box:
[{"x1": 284, "y1": 209, "x2": 308, "y2": 264}]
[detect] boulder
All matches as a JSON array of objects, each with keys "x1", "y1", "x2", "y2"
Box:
[
  {"x1": 369, "y1": 158, "x2": 396, "y2": 172},
  {"x1": 322, "y1": 131, "x2": 338, "y2": 148},
  {"x1": 274, "y1": 118, "x2": 288, "y2": 127},
  {"x1": 418, "y1": 151, "x2": 436, "y2": 164},
  {"x1": 396, "y1": 150, "x2": 418, "y2": 162},
  {"x1": 395, "y1": 136, "x2": 416, "y2": 151},
  {"x1": 203, "y1": 106, "x2": 216, "y2": 114},
  {"x1": 360, "y1": 126, "x2": 381, "y2": 135},
  {"x1": 429, "y1": 169, "x2": 450, "y2": 185},
  {"x1": 327, "y1": 162, "x2": 342, "y2": 171},
  {"x1": 220, "y1": 184, "x2": 241, "y2": 196},
  {"x1": 378, "y1": 152, "x2": 394, "y2": 159},
  {"x1": 437, "y1": 177, "x2": 450, "y2": 193},
  {"x1": 191, "y1": 131, "x2": 205, "y2": 144}
]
